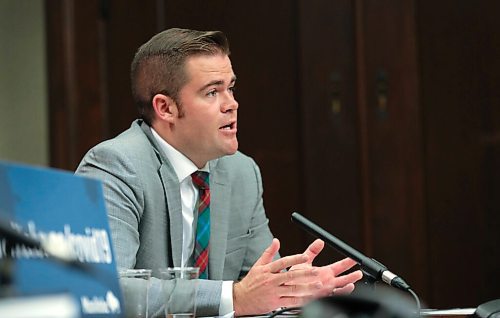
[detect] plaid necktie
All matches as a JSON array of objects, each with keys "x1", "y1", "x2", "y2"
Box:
[{"x1": 191, "y1": 171, "x2": 210, "y2": 279}]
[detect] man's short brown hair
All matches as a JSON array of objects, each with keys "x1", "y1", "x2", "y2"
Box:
[{"x1": 130, "y1": 28, "x2": 230, "y2": 125}]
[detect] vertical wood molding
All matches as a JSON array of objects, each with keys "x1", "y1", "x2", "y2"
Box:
[
  {"x1": 297, "y1": 0, "x2": 363, "y2": 265},
  {"x1": 402, "y1": 0, "x2": 429, "y2": 299},
  {"x1": 62, "y1": 0, "x2": 78, "y2": 167},
  {"x1": 417, "y1": 0, "x2": 500, "y2": 306},
  {"x1": 97, "y1": 4, "x2": 110, "y2": 141},
  {"x1": 46, "y1": 0, "x2": 76, "y2": 169},
  {"x1": 46, "y1": 0, "x2": 105, "y2": 170},
  {"x1": 354, "y1": 0, "x2": 373, "y2": 256},
  {"x1": 355, "y1": 0, "x2": 428, "y2": 298}
]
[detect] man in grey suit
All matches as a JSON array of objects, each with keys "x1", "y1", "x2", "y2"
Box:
[{"x1": 76, "y1": 28, "x2": 362, "y2": 317}]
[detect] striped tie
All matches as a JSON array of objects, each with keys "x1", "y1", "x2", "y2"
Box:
[{"x1": 191, "y1": 171, "x2": 210, "y2": 279}]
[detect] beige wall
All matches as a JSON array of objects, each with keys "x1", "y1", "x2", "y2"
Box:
[{"x1": 0, "y1": 0, "x2": 48, "y2": 166}]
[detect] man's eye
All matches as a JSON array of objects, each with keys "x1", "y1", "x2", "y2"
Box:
[
  {"x1": 207, "y1": 90, "x2": 217, "y2": 97},
  {"x1": 229, "y1": 86, "x2": 236, "y2": 94}
]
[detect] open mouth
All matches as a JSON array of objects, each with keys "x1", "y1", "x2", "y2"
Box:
[{"x1": 219, "y1": 121, "x2": 236, "y2": 130}]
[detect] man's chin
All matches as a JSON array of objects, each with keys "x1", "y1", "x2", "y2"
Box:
[
  {"x1": 225, "y1": 148, "x2": 238, "y2": 156},
  {"x1": 224, "y1": 142, "x2": 239, "y2": 156}
]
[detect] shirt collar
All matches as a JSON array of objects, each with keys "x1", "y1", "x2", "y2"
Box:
[{"x1": 151, "y1": 127, "x2": 209, "y2": 182}]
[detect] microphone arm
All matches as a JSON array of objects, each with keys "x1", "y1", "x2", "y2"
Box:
[{"x1": 291, "y1": 212, "x2": 410, "y2": 291}]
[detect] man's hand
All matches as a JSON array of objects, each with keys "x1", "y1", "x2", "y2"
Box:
[
  {"x1": 233, "y1": 238, "x2": 322, "y2": 316},
  {"x1": 289, "y1": 239, "x2": 363, "y2": 297}
]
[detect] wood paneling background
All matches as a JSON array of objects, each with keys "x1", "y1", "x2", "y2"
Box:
[
  {"x1": 417, "y1": 1, "x2": 500, "y2": 307},
  {"x1": 45, "y1": 0, "x2": 500, "y2": 309}
]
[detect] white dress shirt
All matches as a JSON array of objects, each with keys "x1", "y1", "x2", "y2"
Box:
[{"x1": 151, "y1": 128, "x2": 233, "y2": 315}]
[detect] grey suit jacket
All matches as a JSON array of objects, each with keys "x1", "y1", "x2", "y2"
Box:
[{"x1": 76, "y1": 120, "x2": 275, "y2": 317}]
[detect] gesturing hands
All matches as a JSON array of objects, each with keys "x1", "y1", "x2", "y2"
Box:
[
  {"x1": 289, "y1": 239, "x2": 363, "y2": 297},
  {"x1": 233, "y1": 238, "x2": 321, "y2": 316},
  {"x1": 232, "y1": 238, "x2": 363, "y2": 316}
]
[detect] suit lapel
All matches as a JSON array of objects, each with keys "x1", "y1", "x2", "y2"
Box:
[
  {"x1": 209, "y1": 161, "x2": 230, "y2": 280},
  {"x1": 141, "y1": 121, "x2": 183, "y2": 267},
  {"x1": 159, "y1": 164, "x2": 183, "y2": 267}
]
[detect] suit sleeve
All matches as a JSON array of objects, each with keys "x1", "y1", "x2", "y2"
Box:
[
  {"x1": 238, "y1": 158, "x2": 278, "y2": 278},
  {"x1": 76, "y1": 146, "x2": 144, "y2": 269}
]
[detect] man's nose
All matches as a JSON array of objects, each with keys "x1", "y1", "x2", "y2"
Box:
[{"x1": 221, "y1": 93, "x2": 238, "y2": 112}]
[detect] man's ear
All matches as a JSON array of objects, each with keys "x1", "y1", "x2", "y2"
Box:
[{"x1": 152, "y1": 93, "x2": 178, "y2": 123}]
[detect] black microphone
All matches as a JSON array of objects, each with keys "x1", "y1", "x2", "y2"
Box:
[{"x1": 291, "y1": 212, "x2": 410, "y2": 291}]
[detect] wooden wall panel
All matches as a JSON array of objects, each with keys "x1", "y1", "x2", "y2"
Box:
[
  {"x1": 358, "y1": 0, "x2": 428, "y2": 298},
  {"x1": 46, "y1": 0, "x2": 106, "y2": 170},
  {"x1": 297, "y1": 0, "x2": 363, "y2": 265},
  {"x1": 480, "y1": 1, "x2": 500, "y2": 298},
  {"x1": 46, "y1": 0, "x2": 70, "y2": 168},
  {"x1": 417, "y1": 0, "x2": 500, "y2": 307},
  {"x1": 104, "y1": 0, "x2": 160, "y2": 137}
]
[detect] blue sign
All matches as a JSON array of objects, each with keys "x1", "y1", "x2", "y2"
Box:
[{"x1": 0, "y1": 161, "x2": 123, "y2": 317}]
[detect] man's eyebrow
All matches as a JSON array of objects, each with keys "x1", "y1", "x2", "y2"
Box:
[{"x1": 199, "y1": 76, "x2": 237, "y2": 92}]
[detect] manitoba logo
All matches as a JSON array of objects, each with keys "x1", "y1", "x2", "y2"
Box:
[
  {"x1": 106, "y1": 291, "x2": 120, "y2": 313},
  {"x1": 81, "y1": 291, "x2": 121, "y2": 314}
]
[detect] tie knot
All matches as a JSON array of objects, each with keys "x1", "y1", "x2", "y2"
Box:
[{"x1": 191, "y1": 171, "x2": 209, "y2": 190}]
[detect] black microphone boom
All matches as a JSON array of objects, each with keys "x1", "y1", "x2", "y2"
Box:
[{"x1": 291, "y1": 212, "x2": 410, "y2": 291}]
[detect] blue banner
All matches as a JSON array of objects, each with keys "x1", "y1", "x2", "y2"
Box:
[{"x1": 0, "y1": 161, "x2": 123, "y2": 318}]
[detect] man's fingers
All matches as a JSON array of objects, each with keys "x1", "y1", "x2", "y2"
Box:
[
  {"x1": 279, "y1": 281, "x2": 323, "y2": 297},
  {"x1": 302, "y1": 239, "x2": 324, "y2": 263},
  {"x1": 273, "y1": 267, "x2": 319, "y2": 285},
  {"x1": 330, "y1": 257, "x2": 358, "y2": 276},
  {"x1": 333, "y1": 270, "x2": 363, "y2": 288},
  {"x1": 276, "y1": 296, "x2": 306, "y2": 308},
  {"x1": 254, "y1": 238, "x2": 281, "y2": 266},
  {"x1": 267, "y1": 253, "x2": 308, "y2": 273},
  {"x1": 333, "y1": 283, "x2": 356, "y2": 295}
]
